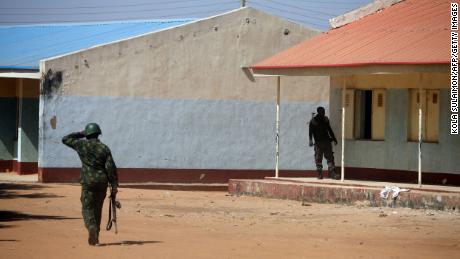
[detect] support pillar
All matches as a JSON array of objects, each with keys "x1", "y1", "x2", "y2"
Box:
[{"x1": 275, "y1": 76, "x2": 280, "y2": 178}]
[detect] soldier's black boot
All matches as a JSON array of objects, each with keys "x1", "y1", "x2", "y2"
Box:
[
  {"x1": 88, "y1": 226, "x2": 98, "y2": 246},
  {"x1": 316, "y1": 169, "x2": 323, "y2": 179},
  {"x1": 329, "y1": 168, "x2": 339, "y2": 180},
  {"x1": 96, "y1": 231, "x2": 100, "y2": 246}
]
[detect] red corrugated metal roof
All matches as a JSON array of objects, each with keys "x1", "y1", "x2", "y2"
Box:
[{"x1": 252, "y1": 0, "x2": 449, "y2": 69}]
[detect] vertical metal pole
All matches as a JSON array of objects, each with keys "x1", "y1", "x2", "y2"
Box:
[
  {"x1": 241, "y1": 0, "x2": 246, "y2": 7},
  {"x1": 418, "y1": 87, "x2": 422, "y2": 187},
  {"x1": 275, "y1": 76, "x2": 281, "y2": 178},
  {"x1": 17, "y1": 78, "x2": 24, "y2": 163},
  {"x1": 341, "y1": 84, "x2": 345, "y2": 182}
]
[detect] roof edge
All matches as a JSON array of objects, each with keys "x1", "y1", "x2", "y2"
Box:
[
  {"x1": 0, "y1": 71, "x2": 41, "y2": 79},
  {"x1": 41, "y1": 8, "x2": 246, "y2": 65},
  {"x1": 329, "y1": 0, "x2": 404, "y2": 29},
  {"x1": 252, "y1": 61, "x2": 450, "y2": 70},
  {"x1": 0, "y1": 66, "x2": 38, "y2": 70}
]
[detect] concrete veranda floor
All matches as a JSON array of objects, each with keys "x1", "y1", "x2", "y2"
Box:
[
  {"x1": 0, "y1": 172, "x2": 38, "y2": 183},
  {"x1": 265, "y1": 177, "x2": 460, "y2": 194}
]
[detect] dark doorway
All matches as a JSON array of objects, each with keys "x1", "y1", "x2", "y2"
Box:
[
  {"x1": 363, "y1": 90, "x2": 372, "y2": 139},
  {"x1": 355, "y1": 90, "x2": 373, "y2": 140}
]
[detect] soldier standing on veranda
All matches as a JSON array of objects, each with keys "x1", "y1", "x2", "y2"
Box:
[
  {"x1": 308, "y1": 107, "x2": 339, "y2": 180},
  {"x1": 62, "y1": 123, "x2": 118, "y2": 246}
]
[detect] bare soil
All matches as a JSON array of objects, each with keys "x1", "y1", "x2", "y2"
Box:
[{"x1": 0, "y1": 182, "x2": 459, "y2": 259}]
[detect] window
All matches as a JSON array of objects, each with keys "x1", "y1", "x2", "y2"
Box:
[
  {"x1": 344, "y1": 89, "x2": 386, "y2": 140},
  {"x1": 371, "y1": 89, "x2": 386, "y2": 140},
  {"x1": 408, "y1": 89, "x2": 440, "y2": 142},
  {"x1": 344, "y1": 89, "x2": 354, "y2": 139}
]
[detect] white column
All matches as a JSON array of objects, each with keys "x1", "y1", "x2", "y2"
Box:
[
  {"x1": 275, "y1": 76, "x2": 281, "y2": 178},
  {"x1": 341, "y1": 84, "x2": 346, "y2": 182},
  {"x1": 418, "y1": 87, "x2": 423, "y2": 187},
  {"x1": 17, "y1": 78, "x2": 24, "y2": 162}
]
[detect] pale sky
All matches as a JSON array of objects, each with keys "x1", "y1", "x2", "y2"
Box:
[{"x1": 0, "y1": 0, "x2": 372, "y2": 31}]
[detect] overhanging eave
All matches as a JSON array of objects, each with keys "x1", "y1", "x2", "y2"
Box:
[{"x1": 252, "y1": 64, "x2": 450, "y2": 77}]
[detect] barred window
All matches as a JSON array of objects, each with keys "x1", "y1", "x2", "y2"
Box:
[{"x1": 408, "y1": 89, "x2": 440, "y2": 142}]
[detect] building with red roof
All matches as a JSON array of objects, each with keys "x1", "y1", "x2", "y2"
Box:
[{"x1": 252, "y1": 0, "x2": 458, "y2": 185}]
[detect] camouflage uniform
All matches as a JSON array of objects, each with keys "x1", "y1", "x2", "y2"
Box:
[
  {"x1": 62, "y1": 132, "x2": 118, "y2": 242},
  {"x1": 309, "y1": 114, "x2": 338, "y2": 179}
]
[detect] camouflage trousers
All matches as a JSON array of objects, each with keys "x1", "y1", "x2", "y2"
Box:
[
  {"x1": 314, "y1": 141, "x2": 335, "y2": 173},
  {"x1": 81, "y1": 183, "x2": 107, "y2": 234}
]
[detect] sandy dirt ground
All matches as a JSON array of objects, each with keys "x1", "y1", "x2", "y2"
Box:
[{"x1": 0, "y1": 182, "x2": 459, "y2": 259}]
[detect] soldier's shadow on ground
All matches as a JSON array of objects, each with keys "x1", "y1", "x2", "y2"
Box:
[
  {"x1": 0, "y1": 224, "x2": 16, "y2": 229},
  {"x1": 0, "y1": 183, "x2": 45, "y2": 191},
  {"x1": 98, "y1": 240, "x2": 162, "y2": 247},
  {"x1": 0, "y1": 183, "x2": 63, "y2": 200}
]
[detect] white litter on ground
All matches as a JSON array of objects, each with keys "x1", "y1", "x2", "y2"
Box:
[{"x1": 380, "y1": 186, "x2": 410, "y2": 199}]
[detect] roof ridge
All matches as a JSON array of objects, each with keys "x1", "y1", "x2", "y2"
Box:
[{"x1": 330, "y1": 0, "x2": 404, "y2": 29}]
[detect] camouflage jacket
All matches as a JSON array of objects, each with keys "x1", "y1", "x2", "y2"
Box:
[
  {"x1": 309, "y1": 115, "x2": 337, "y2": 143},
  {"x1": 62, "y1": 132, "x2": 118, "y2": 188}
]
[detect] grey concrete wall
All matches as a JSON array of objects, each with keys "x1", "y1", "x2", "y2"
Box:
[
  {"x1": 40, "y1": 8, "x2": 329, "y2": 171},
  {"x1": 330, "y1": 88, "x2": 460, "y2": 174},
  {"x1": 39, "y1": 95, "x2": 326, "y2": 170}
]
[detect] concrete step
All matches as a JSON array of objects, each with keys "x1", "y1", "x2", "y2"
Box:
[
  {"x1": 120, "y1": 182, "x2": 228, "y2": 192},
  {"x1": 228, "y1": 177, "x2": 460, "y2": 210}
]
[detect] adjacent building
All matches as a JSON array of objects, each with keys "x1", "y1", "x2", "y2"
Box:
[
  {"x1": 252, "y1": 0, "x2": 459, "y2": 185},
  {"x1": 0, "y1": 17, "x2": 193, "y2": 176}
]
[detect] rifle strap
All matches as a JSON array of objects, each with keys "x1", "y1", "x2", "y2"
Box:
[{"x1": 106, "y1": 196, "x2": 114, "y2": 231}]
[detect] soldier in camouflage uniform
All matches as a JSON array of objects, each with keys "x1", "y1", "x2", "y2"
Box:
[
  {"x1": 309, "y1": 107, "x2": 339, "y2": 180},
  {"x1": 62, "y1": 123, "x2": 118, "y2": 246}
]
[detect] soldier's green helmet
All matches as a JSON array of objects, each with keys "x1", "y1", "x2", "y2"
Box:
[{"x1": 84, "y1": 123, "x2": 102, "y2": 136}]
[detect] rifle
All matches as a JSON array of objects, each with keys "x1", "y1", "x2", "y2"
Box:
[{"x1": 106, "y1": 191, "x2": 121, "y2": 234}]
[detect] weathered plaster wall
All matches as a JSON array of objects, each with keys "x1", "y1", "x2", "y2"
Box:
[
  {"x1": 43, "y1": 8, "x2": 325, "y2": 102},
  {"x1": 330, "y1": 73, "x2": 460, "y2": 174},
  {"x1": 40, "y1": 8, "x2": 329, "y2": 172}
]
